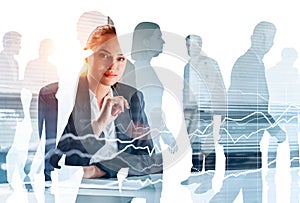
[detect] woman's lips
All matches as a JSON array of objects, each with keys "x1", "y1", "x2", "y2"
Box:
[{"x1": 104, "y1": 72, "x2": 117, "y2": 78}]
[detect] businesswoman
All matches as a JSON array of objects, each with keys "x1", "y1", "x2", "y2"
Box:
[{"x1": 39, "y1": 24, "x2": 162, "y2": 179}]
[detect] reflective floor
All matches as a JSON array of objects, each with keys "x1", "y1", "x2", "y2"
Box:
[
  {"x1": 0, "y1": 133, "x2": 299, "y2": 203},
  {"x1": 185, "y1": 134, "x2": 300, "y2": 203}
]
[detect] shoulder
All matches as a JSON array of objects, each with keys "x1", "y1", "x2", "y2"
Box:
[
  {"x1": 39, "y1": 82, "x2": 59, "y2": 103},
  {"x1": 207, "y1": 56, "x2": 218, "y2": 65},
  {"x1": 239, "y1": 49, "x2": 257, "y2": 62},
  {"x1": 114, "y1": 82, "x2": 140, "y2": 95},
  {"x1": 0, "y1": 52, "x2": 8, "y2": 64},
  {"x1": 113, "y1": 82, "x2": 144, "y2": 102},
  {"x1": 37, "y1": 83, "x2": 59, "y2": 114},
  {"x1": 203, "y1": 56, "x2": 220, "y2": 67},
  {"x1": 0, "y1": 51, "x2": 6, "y2": 58},
  {"x1": 25, "y1": 59, "x2": 38, "y2": 67},
  {"x1": 233, "y1": 50, "x2": 256, "y2": 69}
]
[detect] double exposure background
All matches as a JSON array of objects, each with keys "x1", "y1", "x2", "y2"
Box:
[{"x1": 0, "y1": 0, "x2": 300, "y2": 203}]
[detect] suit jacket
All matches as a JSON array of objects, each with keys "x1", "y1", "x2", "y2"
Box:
[
  {"x1": 227, "y1": 48, "x2": 269, "y2": 114},
  {"x1": 39, "y1": 74, "x2": 162, "y2": 178},
  {"x1": 220, "y1": 48, "x2": 285, "y2": 170}
]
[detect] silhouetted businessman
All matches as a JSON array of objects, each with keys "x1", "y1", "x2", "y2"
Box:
[
  {"x1": 181, "y1": 34, "x2": 226, "y2": 194},
  {"x1": 212, "y1": 21, "x2": 286, "y2": 203},
  {"x1": 267, "y1": 47, "x2": 300, "y2": 168},
  {"x1": 266, "y1": 47, "x2": 300, "y2": 203}
]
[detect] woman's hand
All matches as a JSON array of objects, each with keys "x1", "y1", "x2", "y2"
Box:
[
  {"x1": 83, "y1": 165, "x2": 106, "y2": 178},
  {"x1": 92, "y1": 95, "x2": 130, "y2": 135}
]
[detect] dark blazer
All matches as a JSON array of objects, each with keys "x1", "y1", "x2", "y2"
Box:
[{"x1": 39, "y1": 74, "x2": 162, "y2": 178}]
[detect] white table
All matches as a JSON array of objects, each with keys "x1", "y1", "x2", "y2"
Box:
[{"x1": 46, "y1": 174, "x2": 162, "y2": 203}]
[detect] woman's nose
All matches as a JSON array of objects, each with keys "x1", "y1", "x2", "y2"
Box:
[{"x1": 107, "y1": 59, "x2": 118, "y2": 70}]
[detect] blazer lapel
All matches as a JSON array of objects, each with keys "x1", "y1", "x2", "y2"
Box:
[{"x1": 112, "y1": 83, "x2": 132, "y2": 136}]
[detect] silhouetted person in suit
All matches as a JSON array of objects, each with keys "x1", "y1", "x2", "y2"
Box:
[
  {"x1": 130, "y1": 22, "x2": 180, "y2": 202},
  {"x1": 0, "y1": 31, "x2": 23, "y2": 165},
  {"x1": 0, "y1": 31, "x2": 22, "y2": 88},
  {"x1": 181, "y1": 34, "x2": 226, "y2": 194},
  {"x1": 21, "y1": 39, "x2": 58, "y2": 149},
  {"x1": 131, "y1": 22, "x2": 178, "y2": 153},
  {"x1": 0, "y1": 31, "x2": 23, "y2": 118},
  {"x1": 23, "y1": 38, "x2": 58, "y2": 94},
  {"x1": 266, "y1": 47, "x2": 300, "y2": 203},
  {"x1": 267, "y1": 47, "x2": 300, "y2": 168},
  {"x1": 0, "y1": 32, "x2": 34, "y2": 185},
  {"x1": 212, "y1": 21, "x2": 286, "y2": 203}
]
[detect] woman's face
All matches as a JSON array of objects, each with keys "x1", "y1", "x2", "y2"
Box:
[{"x1": 87, "y1": 33, "x2": 126, "y2": 88}]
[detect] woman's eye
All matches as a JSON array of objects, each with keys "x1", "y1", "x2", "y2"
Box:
[
  {"x1": 117, "y1": 57, "x2": 125, "y2": 62},
  {"x1": 98, "y1": 53, "x2": 109, "y2": 59}
]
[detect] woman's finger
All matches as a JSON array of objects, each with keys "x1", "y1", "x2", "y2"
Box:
[{"x1": 109, "y1": 96, "x2": 130, "y2": 114}]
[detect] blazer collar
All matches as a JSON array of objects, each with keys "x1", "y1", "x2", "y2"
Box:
[{"x1": 72, "y1": 75, "x2": 131, "y2": 137}]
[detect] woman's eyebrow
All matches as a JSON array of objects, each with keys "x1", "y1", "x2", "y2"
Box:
[
  {"x1": 94, "y1": 48, "x2": 110, "y2": 54},
  {"x1": 93, "y1": 46, "x2": 124, "y2": 56}
]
